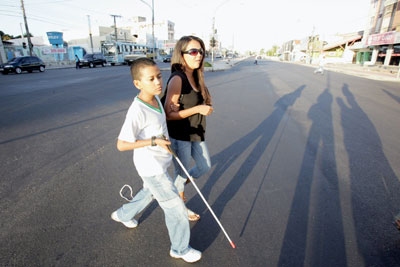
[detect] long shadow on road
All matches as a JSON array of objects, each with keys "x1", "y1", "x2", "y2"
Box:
[
  {"x1": 189, "y1": 85, "x2": 305, "y2": 252},
  {"x1": 278, "y1": 79, "x2": 347, "y2": 266},
  {"x1": 337, "y1": 84, "x2": 400, "y2": 266}
]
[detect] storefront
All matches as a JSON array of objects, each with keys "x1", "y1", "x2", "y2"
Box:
[{"x1": 366, "y1": 31, "x2": 400, "y2": 66}]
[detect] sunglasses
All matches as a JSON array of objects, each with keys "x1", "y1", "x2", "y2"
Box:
[{"x1": 182, "y1": 48, "x2": 204, "y2": 56}]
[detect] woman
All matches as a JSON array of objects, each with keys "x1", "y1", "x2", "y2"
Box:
[{"x1": 163, "y1": 36, "x2": 213, "y2": 221}]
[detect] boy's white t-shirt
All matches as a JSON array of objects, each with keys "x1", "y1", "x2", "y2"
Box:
[{"x1": 118, "y1": 96, "x2": 172, "y2": 177}]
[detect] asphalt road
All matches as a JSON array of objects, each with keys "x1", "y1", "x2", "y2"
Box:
[{"x1": 1, "y1": 59, "x2": 400, "y2": 267}]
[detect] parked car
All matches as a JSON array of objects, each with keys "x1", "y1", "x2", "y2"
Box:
[
  {"x1": 162, "y1": 55, "x2": 171, "y2": 63},
  {"x1": 78, "y1": 53, "x2": 107, "y2": 68},
  {"x1": 0, "y1": 56, "x2": 45, "y2": 74}
]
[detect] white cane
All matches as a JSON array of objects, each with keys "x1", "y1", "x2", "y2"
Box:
[{"x1": 167, "y1": 144, "x2": 236, "y2": 249}]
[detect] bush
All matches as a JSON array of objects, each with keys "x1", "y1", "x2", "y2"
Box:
[{"x1": 204, "y1": 61, "x2": 212, "y2": 67}]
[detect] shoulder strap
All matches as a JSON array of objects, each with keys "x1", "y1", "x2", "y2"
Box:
[{"x1": 161, "y1": 71, "x2": 187, "y2": 105}]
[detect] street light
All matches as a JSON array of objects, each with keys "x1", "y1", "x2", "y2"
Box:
[
  {"x1": 211, "y1": 0, "x2": 231, "y2": 65},
  {"x1": 140, "y1": 0, "x2": 156, "y2": 59},
  {"x1": 87, "y1": 15, "x2": 94, "y2": 53}
]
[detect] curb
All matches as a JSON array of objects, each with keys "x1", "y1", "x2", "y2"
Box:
[
  {"x1": 284, "y1": 60, "x2": 400, "y2": 83},
  {"x1": 45, "y1": 59, "x2": 243, "y2": 72}
]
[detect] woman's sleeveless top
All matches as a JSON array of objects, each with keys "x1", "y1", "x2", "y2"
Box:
[{"x1": 166, "y1": 71, "x2": 206, "y2": 142}]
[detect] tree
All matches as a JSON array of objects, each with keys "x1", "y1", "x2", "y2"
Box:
[
  {"x1": 266, "y1": 45, "x2": 279, "y2": 56},
  {"x1": 0, "y1": 31, "x2": 14, "y2": 41},
  {"x1": 0, "y1": 31, "x2": 33, "y2": 41}
]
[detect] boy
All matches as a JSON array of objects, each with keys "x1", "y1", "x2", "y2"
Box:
[{"x1": 111, "y1": 58, "x2": 201, "y2": 263}]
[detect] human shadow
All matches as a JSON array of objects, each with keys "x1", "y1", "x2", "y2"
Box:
[
  {"x1": 337, "y1": 84, "x2": 400, "y2": 265},
  {"x1": 382, "y1": 89, "x2": 400, "y2": 104},
  {"x1": 188, "y1": 85, "x2": 305, "y2": 251},
  {"x1": 278, "y1": 84, "x2": 347, "y2": 266}
]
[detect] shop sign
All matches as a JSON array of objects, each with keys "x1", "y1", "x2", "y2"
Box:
[
  {"x1": 164, "y1": 42, "x2": 176, "y2": 48},
  {"x1": 367, "y1": 31, "x2": 396, "y2": 46},
  {"x1": 46, "y1": 32, "x2": 64, "y2": 45},
  {"x1": 42, "y1": 47, "x2": 67, "y2": 54}
]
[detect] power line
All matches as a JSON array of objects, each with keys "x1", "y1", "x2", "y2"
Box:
[{"x1": 0, "y1": 11, "x2": 22, "y2": 17}]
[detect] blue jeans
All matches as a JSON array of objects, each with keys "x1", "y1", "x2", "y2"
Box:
[
  {"x1": 170, "y1": 138, "x2": 211, "y2": 193},
  {"x1": 115, "y1": 172, "x2": 190, "y2": 255}
]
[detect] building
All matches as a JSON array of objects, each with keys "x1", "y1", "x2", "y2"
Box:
[
  {"x1": 323, "y1": 32, "x2": 363, "y2": 64},
  {"x1": 0, "y1": 14, "x2": 177, "y2": 64},
  {"x1": 74, "y1": 16, "x2": 176, "y2": 58},
  {"x1": 362, "y1": 0, "x2": 400, "y2": 66},
  {"x1": 131, "y1": 16, "x2": 176, "y2": 56},
  {"x1": 277, "y1": 0, "x2": 400, "y2": 66},
  {"x1": 0, "y1": 36, "x2": 78, "y2": 63}
]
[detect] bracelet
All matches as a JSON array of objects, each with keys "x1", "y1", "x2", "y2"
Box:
[{"x1": 151, "y1": 136, "x2": 157, "y2": 146}]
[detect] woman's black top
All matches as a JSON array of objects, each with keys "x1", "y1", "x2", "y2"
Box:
[{"x1": 166, "y1": 71, "x2": 206, "y2": 142}]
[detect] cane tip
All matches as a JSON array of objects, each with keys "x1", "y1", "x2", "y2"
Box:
[{"x1": 230, "y1": 241, "x2": 236, "y2": 249}]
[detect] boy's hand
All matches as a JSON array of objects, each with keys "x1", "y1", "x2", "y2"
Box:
[
  {"x1": 170, "y1": 103, "x2": 180, "y2": 112},
  {"x1": 155, "y1": 136, "x2": 173, "y2": 154}
]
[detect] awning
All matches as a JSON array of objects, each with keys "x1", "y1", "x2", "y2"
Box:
[{"x1": 323, "y1": 35, "x2": 362, "y2": 51}]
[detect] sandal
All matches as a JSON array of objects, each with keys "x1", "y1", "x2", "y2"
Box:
[
  {"x1": 393, "y1": 213, "x2": 400, "y2": 231},
  {"x1": 393, "y1": 219, "x2": 400, "y2": 231},
  {"x1": 187, "y1": 209, "x2": 200, "y2": 221}
]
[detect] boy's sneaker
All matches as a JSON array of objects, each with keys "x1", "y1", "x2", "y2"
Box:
[
  {"x1": 170, "y1": 248, "x2": 202, "y2": 263},
  {"x1": 111, "y1": 211, "x2": 138, "y2": 228}
]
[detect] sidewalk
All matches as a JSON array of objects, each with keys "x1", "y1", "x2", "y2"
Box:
[
  {"x1": 305, "y1": 62, "x2": 400, "y2": 82},
  {"x1": 204, "y1": 58, "x2": 242, "y2": 71},
  {"x1": 211, "y1": 58, "x2": 400, "y2": 82},
  {"x1": 326, "y1": 63, "x2": 400, "y2": 82}
]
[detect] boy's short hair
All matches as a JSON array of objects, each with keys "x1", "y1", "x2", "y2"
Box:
[{"x1": 130, "y1": 57, "x2": 157, "y2": 81}]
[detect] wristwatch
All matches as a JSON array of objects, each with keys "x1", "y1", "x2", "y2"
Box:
[{"x1": 151, "y1": 136, "x2": 157, "y2": 146}]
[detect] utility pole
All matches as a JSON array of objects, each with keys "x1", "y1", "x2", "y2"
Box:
[
  {"x1": 151, "y1": 0, "x2": 155, "y2": 59},
  {"x1": 140, "y1": 0, "x2": 155, "y2": 59},
  {"x1": 87, "y1": 15, "x2": 94, "y2": 53},
  {"x1": 308, "y1": 26, "x2": 315, "y2": 64},
  {"x1": 110, "y1": 14, "x2": 121, "y2": 43},
  {"x1": 20, "y1": 0, "x2": 33, "y2": 56},
  {"x1": 211, "y1": 0, "x2": 231, "y2": 65},
  {"x1": 211, "y1": 17, "x2": 215, "y2": 65}
]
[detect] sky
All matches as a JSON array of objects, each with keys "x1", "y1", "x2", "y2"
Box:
[{"x1": 1, "y1": 0, "x2": 371, "y2": 52}]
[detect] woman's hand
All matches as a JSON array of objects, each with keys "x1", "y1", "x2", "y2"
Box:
[{"x1": 197, "y1": 105, "x2": 213, "y2": 116}]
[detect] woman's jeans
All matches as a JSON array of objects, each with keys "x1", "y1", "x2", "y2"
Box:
[
  {"x1": 170, "y1": 138, "x2": 211, "y2": 193},
  {"x1": 115, "y1": 172, "x2": 190, "y2": 255}
]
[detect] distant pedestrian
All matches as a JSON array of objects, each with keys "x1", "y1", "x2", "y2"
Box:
[
  {"x1": 75, "y1": 55, "x2": 80, "y2": 69},
  {"x1": 110, "y1": 57, "x2": 202, "y2": 263},
  {"x1": 314, "y1": 55, "x2": 325, "y2": 75},
  {"x1": 254, "y1": 56, "x2": 258, "y2": 65}
]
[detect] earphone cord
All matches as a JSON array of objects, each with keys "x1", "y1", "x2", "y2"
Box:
[{"x1": 119, "y1": 184, "x2": 133, "y2": 202}]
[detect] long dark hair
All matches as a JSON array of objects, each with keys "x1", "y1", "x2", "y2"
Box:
[{"x1": 170, "y1": 35, "x2": 212, "y2": 105}]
